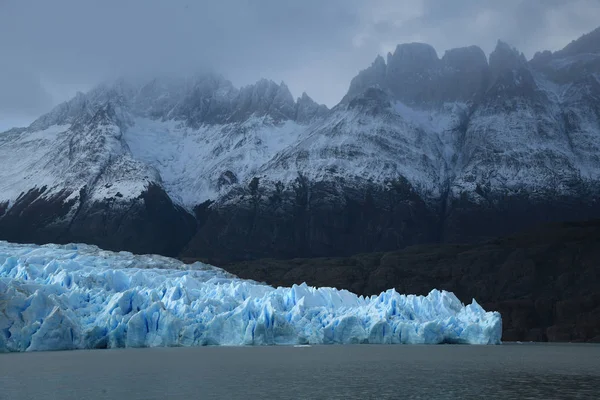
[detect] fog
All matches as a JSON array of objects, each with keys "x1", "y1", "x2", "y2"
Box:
[{"x1": 1, "y1": 0, "x2": 599, "y2": 131}]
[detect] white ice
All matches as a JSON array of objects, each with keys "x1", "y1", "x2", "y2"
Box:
[{"x1": 0, "y1": 241, "x2": 502, "y2": 352}]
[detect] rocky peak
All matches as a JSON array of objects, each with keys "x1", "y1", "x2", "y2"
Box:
[
  {"x1": 386, "y1": 43, "x2": 440, "y2": 73},
  {"x1": 373, "y1": 54, "x2": 386, "y2": 69},
  {"x1": 344, "y1": 42, "x2": 490, "y2": 105},
  {"x1": 28, "y1": 91, "x2": 90, "y2": 131},
  {"x1": 489, "y1": 41, "x2": 528, "y2": 77},
  {"x1": 71, "y1": 102, "x2": 124, "y2": 134},
  {"x1": 231, "y1": 79, "x2": 296, "y2": 122},
  {"x1": 134, "y1": 77, "x2": 187, "y2": 119},
  {"x1": 485, "y1": 41, "x2": 536, "y2": 97},
  {"x1": 343, "y1": 55, "x2": 387, "y2": 103},
  {"x1": 85, "y1": 80, "x2": 136, "y2": 111},
  {"x1": 295, "y1": 92, "x2": 329, "y2": 123},
  {"x1": 167, "y1": 74, "x2": 237, "y2": 126},
  {"x1": 271, "y1": 82, "x2": 296, "y2": 118}
]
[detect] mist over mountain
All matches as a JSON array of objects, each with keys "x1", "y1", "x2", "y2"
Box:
[{"x1": 1, "y1": 27, "x2": 599, "y2": 262}]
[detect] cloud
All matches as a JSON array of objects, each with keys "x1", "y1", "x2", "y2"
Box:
[
  {"x1": 0, "y1": 65, "x2": 53, "y2": 114},
  {"x1": 352, "y1": 0, "x2": 600, "y2": 58},
  {"x1": 0, "y1": 0, "x2": 598, "y2": 125}
]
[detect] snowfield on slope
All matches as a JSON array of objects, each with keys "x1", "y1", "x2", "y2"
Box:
[
  {"x1": 124, "y1": 117, "x2": 306, "y2": 206},
  {"x1": 0, "y1": 241, "x2": 502, "y2": 351}
]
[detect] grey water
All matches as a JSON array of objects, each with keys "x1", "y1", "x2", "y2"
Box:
[{"x1": 1, "y1": 343, "x2": 599, "y2": 399}]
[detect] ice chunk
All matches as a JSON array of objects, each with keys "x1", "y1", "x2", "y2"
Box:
[{"x1": 0, "y1": 241, "x2": 502, "y2": 352}]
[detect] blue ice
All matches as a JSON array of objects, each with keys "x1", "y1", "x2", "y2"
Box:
[{"x1": 0, "y1": 241, "x2": 502, "y2": 352}]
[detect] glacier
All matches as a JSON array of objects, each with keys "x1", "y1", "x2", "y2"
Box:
[{"x1": 0, "y1": 241, "x2": 502, "y2": 352}]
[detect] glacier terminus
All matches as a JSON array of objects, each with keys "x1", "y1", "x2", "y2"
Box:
[{"x1": 0, "y1": 241, "x2": 501, "y2": 352}]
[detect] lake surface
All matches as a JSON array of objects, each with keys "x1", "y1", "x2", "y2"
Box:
[{"x1": 1, "y1": 344, "x2": 599, "y2": 399}]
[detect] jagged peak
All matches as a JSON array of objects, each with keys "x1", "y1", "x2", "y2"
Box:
[
  {"x1": 275, "y1": 81, "x2": 294, "y2": 99},
  {"x1": 489, "y1": 40, "x2": 527, "y2": 75},
  {"x1": 373, "y1": 54, "x2": 386, "y2": 67},
  {"x1": 294, "y1": 91, "x2": 329, "y2": 123},
  {"x1": 297, "y1": 91, "x2": 318, "y2": 105},
  {"x1": 342, "y1": 53, "x2": 388, "y2": 103},
  {"x1": 69, "y1": 101, "x2": 123, "y2": 132},
  {"x1": 272, "y1": 82, "x2": 295, "y2": 108},
  {"x1": 298, "y1": 92, "x2": 328, "y2": 111},
  {"x1": 237, "y1": 78, "x2": 277, "y2": 98},
  {"x1": 490, "y1": 41, "x2": 527, "y2": 62},
  {"x1": 239, "y1": 78, "x2": 293, "y2": 101},
  {"x1": 344, "y1": 41, "x2": 490, "y2": 105}
]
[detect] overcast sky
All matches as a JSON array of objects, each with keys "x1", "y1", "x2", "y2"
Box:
[{"x1": 1, "y1": 0, "x2": 599, "y2": 131}]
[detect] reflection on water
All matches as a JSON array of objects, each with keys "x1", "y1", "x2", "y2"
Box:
[{"x1": 1, "y1": 344, "x2": 599, "y2": 400}]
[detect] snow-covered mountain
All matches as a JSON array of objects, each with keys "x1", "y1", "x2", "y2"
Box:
[{"x1": 1, "y1": 28, "x2": 599, "y2": 260}]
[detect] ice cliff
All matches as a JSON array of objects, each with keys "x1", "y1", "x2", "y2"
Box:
[{"x1": 0, "y1": 241, "x2": 502, "y2": 351}]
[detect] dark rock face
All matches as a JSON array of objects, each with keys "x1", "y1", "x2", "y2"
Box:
[
  {"x1": 0, "y1": 184, "x2": 195, "y2": 257},
  {"x1": 181, "y1": 178, "x2": 438, "y2": 263},
  {"x1": 179, "y1": 180, "x2": 600, "y2": 262},
  {"x1": 385, "y1": 43, "x2": 441, "y2": 104},
  {"x1": 66, "y1": 184, "x2": 196, "y2": 256},
  {"x1": 0, "y1": 187, "x2": 77, "y2": 245},
  {"x1": 439, "y1": 46, "x2": 489, "y2": 102},
  {"x1": 488, "y1": 41, "x2": 528, "y2": 81},
  {"x1": 217, "y1": 220, "x2": 600, "y2": 342},
  {"x1": 442, "y1": 191, "x2": 600, "y2": 243}
]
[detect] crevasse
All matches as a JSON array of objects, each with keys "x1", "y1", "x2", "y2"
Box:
[{"x1": 0, "y1": 241, "x2": 502, "y2": 352}]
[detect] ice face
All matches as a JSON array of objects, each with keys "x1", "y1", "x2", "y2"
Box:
[{"x1": 0, "y1": 241, "x2": 502, "y2": 352}]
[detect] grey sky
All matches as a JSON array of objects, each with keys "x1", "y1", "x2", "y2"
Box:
[{"x1": 1, "y1": 0, "x2": 599, "y2": 131}]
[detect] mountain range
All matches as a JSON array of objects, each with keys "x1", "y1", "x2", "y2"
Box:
[{"x1": 1, "y1": 27, "x2": 599, "y2": 261}]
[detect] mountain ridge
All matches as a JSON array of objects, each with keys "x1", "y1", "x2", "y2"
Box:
[{"x1": 1, "y1": 27, "x2": 600, "y2": 259}]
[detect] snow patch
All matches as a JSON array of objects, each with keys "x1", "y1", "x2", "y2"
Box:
[{"x1": 0, "y1": 125, "x2": 72, "y2": 203}]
